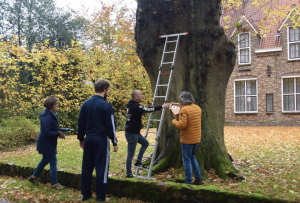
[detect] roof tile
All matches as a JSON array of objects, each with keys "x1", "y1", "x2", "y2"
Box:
[{"x1": 221, "y1": 0, "x2": 299, "y2": 49}]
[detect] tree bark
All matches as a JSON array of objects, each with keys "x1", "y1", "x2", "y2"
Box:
[{"x1": 135, "y1": 0, "x2": 237, "y2": 178}]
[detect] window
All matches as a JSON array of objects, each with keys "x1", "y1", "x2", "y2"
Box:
[
  {"x1": 266, "y1": 94, "x2": 273, "y2": 112},
  {"x1": 282, "y1": 77, "x2": 300, "y2": 112},
  {"x1": 238, "y1": 33, "x2": 251, "y2": 65},
  {"x1": 234, "y1": 79, "x2": 257, "y2": 113},
  {"x1": 288, "y1": 27, "x2": 300, "y2": 60}
]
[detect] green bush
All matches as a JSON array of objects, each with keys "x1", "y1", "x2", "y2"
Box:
[{"x1": 0, "y1": 116, "x2": 40, "y2": 150}]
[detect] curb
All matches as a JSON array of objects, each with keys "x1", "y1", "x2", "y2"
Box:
[{"x1": 0, "y1": 162, "x2": 296, "y2": 203}]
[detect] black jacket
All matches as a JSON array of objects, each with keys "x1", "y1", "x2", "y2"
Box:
[
  {"x1": 77, "y1": 95, "x2": 118, "y2": 146},
  {"x1": 36, "y1": 109, "x2": 60, "y2": 155},
  {"x1": 125, "y1": 99, "x2": 162, "y2": 134}
]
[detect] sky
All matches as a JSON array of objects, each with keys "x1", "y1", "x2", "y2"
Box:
[{"x1": 55, "y1": 0, "x2": 137, "y2": 12}]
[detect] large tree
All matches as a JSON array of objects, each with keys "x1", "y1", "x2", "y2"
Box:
[{"x1": 135, "y1": 0, "x2": 237, "y2": 178}]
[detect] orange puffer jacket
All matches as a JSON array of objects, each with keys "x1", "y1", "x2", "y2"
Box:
[{"x1": 172, "y1": 104, "x2": 202, "y2": 144}]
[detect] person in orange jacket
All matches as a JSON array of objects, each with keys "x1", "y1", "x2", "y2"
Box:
[{"x1": 172, "y1": 91, "x2": 204, "y2": 185}]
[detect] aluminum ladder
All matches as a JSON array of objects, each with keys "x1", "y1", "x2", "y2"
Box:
[{"x1": 134, "y1": 32, "x2": 188, "y2": 179}]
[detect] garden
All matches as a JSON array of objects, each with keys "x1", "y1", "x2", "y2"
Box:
[{"x1": 1, "y1": 126, "x2": 299, "y2": 202}]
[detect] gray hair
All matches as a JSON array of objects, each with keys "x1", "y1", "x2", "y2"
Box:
[{"x1": 179, "y1": 91, "x2": 194, "y2": 105}]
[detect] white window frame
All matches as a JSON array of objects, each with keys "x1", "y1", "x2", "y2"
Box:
[
  {"x1": 238, "y1": 32, "x2": 251, "y2": 65},
  {"x1": 281, "y1": 76, "x2": 300, "y2": 112},
  {"x1": 287, "y1": 26, "x2": 300, "y2": 61},
  {"x1": 234, "y1": 78, "x2": 258, "y2": 113}
]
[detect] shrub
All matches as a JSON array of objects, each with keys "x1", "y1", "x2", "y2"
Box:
[
  {"x1": 0, "y1": 37, "x2": 152, "y2": 131},
  {"x1": 0, "y1": 117, "x2": 39, "y2": 150}
]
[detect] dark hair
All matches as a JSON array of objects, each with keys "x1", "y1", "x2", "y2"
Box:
[
  {"x1": 179, "y1": 91, "x2": 194, "y2": 105},
  {"x1": 95, "y1": 79, "x2": 110, "y2": 93},
  {"x1": 44, "y1": 95, "x2": 58, "y2": 109},
  {"x1": 131, "y1": 90, "x2": 138, "y2": 99}
]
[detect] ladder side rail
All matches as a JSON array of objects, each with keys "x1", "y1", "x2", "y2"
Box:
[
  {"x1": 145, "y1": 69, "x2": 162, "y2": 138},
  {"x1": 172, "y1": 36, "x2": 180, "y2": 65},
  {"x1": 147, "y1": 108, "x2": 166, "y2": 178},
  {"x1": 160, "y1": 36, "x2": 169, "y2": 66},
  {"x1": 164, "y1": 69, "x2": 174, "y2": 103},
  {"x1": 147, "y1": 140, "x2": 158, "y2": 178}
]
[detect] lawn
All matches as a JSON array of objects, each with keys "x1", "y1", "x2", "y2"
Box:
[
  {"x1": 0, "y1": 127, "x2": 299, "y2": 202},
  {"x1": 0, "y1": 175, "x2": 146, "y2": 202}
]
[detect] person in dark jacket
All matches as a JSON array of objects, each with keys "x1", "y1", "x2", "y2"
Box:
[
  {"x1": 125, "y1": 90, "x2": 170, "y2": 178},
  {"x1": 28, "y1": 95, "x2": 66, "y2": 189},
  {"x1": 77, "y1": 79, "x2": 118, "y2": 202}
]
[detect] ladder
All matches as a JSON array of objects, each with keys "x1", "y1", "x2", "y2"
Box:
[{"x1": 134, "y1": 32, "x2": 188, "y2": 179}]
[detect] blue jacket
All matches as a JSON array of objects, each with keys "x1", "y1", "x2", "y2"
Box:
[
  {"x1": 77, "y1": 95, "x2": 118, "y2": 146},
  {"x1": 36, "y1": 109, "x2": 60, "y2": 155}
]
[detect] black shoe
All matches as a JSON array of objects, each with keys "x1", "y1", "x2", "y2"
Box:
[
  {"x1": 126, "y1": 174, "x2": 134, "y2": 178},
  {"x1": 28, "y1": 175, "x2": 39, "y2": 185},
  {"x1": 82, "y1": 196, "x2": 92, "y2": 201},
  {"x1": 134, "y1": 162, "x2": 147, "y2": 169}
]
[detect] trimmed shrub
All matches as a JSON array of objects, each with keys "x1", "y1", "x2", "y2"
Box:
[{"x1": 0, "y1": 117, "x2": 39, "y2": 150}]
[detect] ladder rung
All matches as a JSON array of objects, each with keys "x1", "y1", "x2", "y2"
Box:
[
  {"x1": 157, "y1": 84, "x2": 168, "y2": 86},
  {"x1": 150, "y1": 119, "x2": 161, "y2": 122},
  {"x1": 164, "y1": 51, "x2": 175, "y2": 53},
  {"x1": 166, "y1": 40, "x2": 177, "y2": 43},
  {"x1": 160, "y1": 73, "x2": 170, "y2": 75},
  {"x1": 147, "y1": 131, "x2": 158, "y2": 134},
  {"x1": 155, "y1": 96, "x2": 166, "y2": 98},
  {"x1": 134, "y1": 166, "x2": 149, "y2": 171},
  {"x1": 159, "y1": 32, "x2": 188, "y2": 38},
  {"x1": 162, "y1": 62, "x2": 173, "y2": 64},
  {"x1": 143, "y1": 156, "x2": 152, "y2": 159},
  {"x1": 134, "y1": 175, "x2": 155, "y2": 180},
  {"x1": 149, "y1": 144, "x2": 155, "y2": 146}
]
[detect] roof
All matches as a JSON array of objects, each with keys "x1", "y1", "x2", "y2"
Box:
[{"x1": 221, "y1": 0, "x2": 299, "y2": 50}]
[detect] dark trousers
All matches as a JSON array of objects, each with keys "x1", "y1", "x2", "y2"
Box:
[{"x1": 81, "y1": 136, "x2": 110, "y2": 202}]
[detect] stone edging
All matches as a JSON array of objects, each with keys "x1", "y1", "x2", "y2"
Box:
[{"x1": 0, "y1": 162, "x2": 295, "y2": 203}]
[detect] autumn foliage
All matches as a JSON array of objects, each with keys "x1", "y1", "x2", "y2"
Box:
[{"x1": 0, "y1": 0, "x2": 153, "y2": 130}]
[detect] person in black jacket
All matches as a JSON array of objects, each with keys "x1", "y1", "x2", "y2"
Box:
[
  {"x1": 125, "y1": 90, "x2": 170, "y2": 178},
  {"x1": 28, "y1": 95, "x2": 66, "y2": 189},
  {"x1": 77, "y1": 79, "x2": 118, "y2": 202}
]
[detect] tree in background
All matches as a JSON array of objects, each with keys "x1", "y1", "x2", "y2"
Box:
[
  {"x1": 0, "y1": 0, "x2": 87, "y2": 49},
  {"x1": 81, "y1": 0, "x2": 153, "y2": 128}
]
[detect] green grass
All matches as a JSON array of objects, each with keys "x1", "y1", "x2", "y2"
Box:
[
  {"x1": 1, "y1": 127, "x2": 300, "y2": 202},
  {"x1": 0, "y1": 175, "x2": 146, "y2": 202}
]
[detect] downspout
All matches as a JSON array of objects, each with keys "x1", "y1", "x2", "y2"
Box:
[{"x1": 220, "y1": 0, "x2": 226, "y2": 24}]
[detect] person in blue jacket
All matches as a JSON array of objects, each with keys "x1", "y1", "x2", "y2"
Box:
[
  {"x1": 77, "y1": 79, "x2": 118, "y2": 202},
  {"x1": 28, "y1": 95, "x2": 66, "y2": 189}
]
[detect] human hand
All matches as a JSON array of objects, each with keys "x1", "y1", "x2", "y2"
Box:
[
  {"x1": 79, "y1": 142, "x2": 84, "y2": 149},
  {"x1": 59, "y1": 131, "x2": 65, "y2": 137},
  {"x1": 162, "y1": 103, "x2": 170, "y2": 108},
  {"x1": 113, "y1": 145, "x2": 118, "y2": 152}
]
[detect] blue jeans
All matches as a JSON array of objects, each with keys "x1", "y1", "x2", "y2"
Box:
[
  {"x1": 125, "y1": 132, "x2": 149, "y2": 176},
  {"x1": 33, "y1": 154, "x2": 58, "y2": 184},
  {"x1": 181, "y1": 143, "x2": 202, "y2": 183}
]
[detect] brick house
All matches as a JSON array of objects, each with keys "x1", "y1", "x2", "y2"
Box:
[{"x1": 223, "y1": 1, "x2": 300, "y2": 126}]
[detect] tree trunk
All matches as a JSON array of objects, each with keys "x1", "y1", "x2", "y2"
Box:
[{"x1": 135, "y1": 0, "x2": 237, "y2": 178}]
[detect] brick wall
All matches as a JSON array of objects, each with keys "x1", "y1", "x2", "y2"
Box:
[{"x1": 225, "y1": 16, "x2": 300, "y2": 126}]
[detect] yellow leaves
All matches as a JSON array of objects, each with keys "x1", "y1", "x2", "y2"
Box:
[{"x1": 0, "y1": 34, "x2": 152, "y2": 130}]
